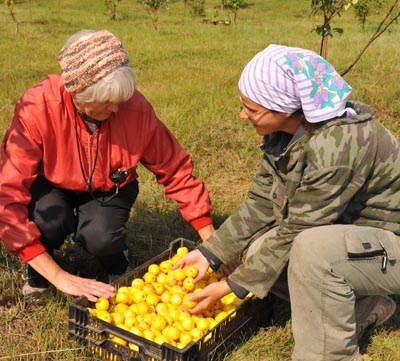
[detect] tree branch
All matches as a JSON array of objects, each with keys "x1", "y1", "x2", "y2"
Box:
[{"x1": 341, "y1": 0, "x2": 400, "y2": 76}]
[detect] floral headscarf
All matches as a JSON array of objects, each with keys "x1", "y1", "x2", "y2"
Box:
[{"x1": 238, "y1": 44, "x2": 354, "y2": 123}]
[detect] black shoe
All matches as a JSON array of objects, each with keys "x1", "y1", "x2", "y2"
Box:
[{"x1": 22, "y1": 265, "x2": 49, "y2": 298}]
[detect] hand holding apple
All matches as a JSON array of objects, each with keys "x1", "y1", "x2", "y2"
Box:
[
  {"x1": 171, "y1": 249, "x2": 210, "y2": 283},
  {"x1": 181, "y1": 281, "x2": 231, "y2": 314}
]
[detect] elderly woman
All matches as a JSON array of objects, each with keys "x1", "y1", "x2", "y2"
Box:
[
  {"x1": 174, "y1": 44, "x2": 400, "y2": 361},
  {"x1": 0, "y1": 30, "x2": 214, "y2": 301}
]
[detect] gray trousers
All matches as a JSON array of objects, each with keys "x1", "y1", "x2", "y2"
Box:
[{"x1": 247, "y1": 225, "x2": 400, "y2": 361}]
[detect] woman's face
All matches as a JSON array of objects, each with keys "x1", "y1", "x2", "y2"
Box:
[
  {"x1": 72, "y1": 98, "x2": 120, "y2": 121},
  {"x1": 239, "y1": 92, "x2": 301, "y2": 136}
]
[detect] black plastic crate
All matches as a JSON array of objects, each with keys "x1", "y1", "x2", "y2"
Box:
[{"x1": 68, "y1": 238, "x2": 268, "y2": 361}]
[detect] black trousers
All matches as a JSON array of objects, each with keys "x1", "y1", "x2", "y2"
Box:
[{"x1": 27, "y1": 176, "x2": 139, "y2": 275}]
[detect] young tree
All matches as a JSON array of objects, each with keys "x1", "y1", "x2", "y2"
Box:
[
  {"x1": 139, "y1": 0, "x2": 168, "y2": 31},
  {"x1": 310, "y1": 0, "x2": 356, "y2": 58},
  {"x1": 342, "y1": 0, "x2": 400, "y2": 75},
  {"x1": 311, "y1": 0, "x2": 400, "y2": 75},
  {"x1": 224, "y1": 0, "x2": 247, "y2": 26},
  {"x1": 105, "y1": 0, "x2": 122, "y2": 21},
  {"x1": 187, "y1": 0, "x2": 205, "y2": 17},
  {"x1": 353, "y1": 0, "x2": 385, "y2": 29},
  {"x1": 4, "y1": 0, "x2": 20, "y2": 34}
]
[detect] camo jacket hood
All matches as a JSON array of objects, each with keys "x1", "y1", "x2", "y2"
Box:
[{"x1": 204, "y1": 101, "x2": 400, "y2": 298}]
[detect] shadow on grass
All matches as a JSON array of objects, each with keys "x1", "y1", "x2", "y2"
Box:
[
  {"x1": 50, "y1": 200, "x2": 229, "y2": 281},
  {"x1": 1, "y1": 199, "x2": 229, "y2": 302},
  {"x1": 266, "y1": 295, "x2": 291, "y2": 328}
]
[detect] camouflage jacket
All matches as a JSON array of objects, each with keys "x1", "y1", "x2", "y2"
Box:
[{"x1": 203, "y1": 101, "x2": 400, "y2": 299}]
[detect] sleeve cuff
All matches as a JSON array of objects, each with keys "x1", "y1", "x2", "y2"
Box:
[
  {"x1": 197, "y1": 245, "x2": 223, "y2": 272},
  {"x1": 226, "y1": 277, "x2": 249, "y2": 299},
  {"x1": 16, "y1": 239, "x2": 46, "y2": 262},
  {"x1": 190, "y1": 214, "x2": 213, "y2": 231}
]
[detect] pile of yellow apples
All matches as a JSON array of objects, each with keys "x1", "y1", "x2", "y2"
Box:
[{"x1": 88, "y1": 246, "x2": 248, "y2": 349}]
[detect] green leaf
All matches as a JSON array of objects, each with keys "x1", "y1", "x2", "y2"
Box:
[{"x1": 332, "y1": 27, "x2": 344, "y2": 35}]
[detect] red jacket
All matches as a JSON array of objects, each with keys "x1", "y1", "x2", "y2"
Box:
[{"x1": 0, "y1": 75, "x2": 212, "y2": 262}]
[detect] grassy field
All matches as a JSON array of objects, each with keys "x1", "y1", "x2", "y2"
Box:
[{"x1": 1, "y1": 0, "x2": 400, "y2": 360}]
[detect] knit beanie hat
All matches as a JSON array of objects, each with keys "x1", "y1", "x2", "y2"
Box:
[
  {"x1": 57, "y1": 30, "x2": 129, "y2": 94},
  {"x1": 238, "y1": 44, "x2": 354, "y2": 123}
]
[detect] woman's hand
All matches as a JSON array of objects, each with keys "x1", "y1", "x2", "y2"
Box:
[
  {"x1": 52, "y1": 270, "x2": 115, "y2": 302},
  {"x1": 182, "y1": 280, "x2": 231, "y2": 314},
  {"x1": 172, "y1": 249, "x2": 210, "y2": 283},
  {"x1": 28, "y1": 252, "x2": 115, "y2": 301}
]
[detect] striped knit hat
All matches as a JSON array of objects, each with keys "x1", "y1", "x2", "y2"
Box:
[
  {"x1": 57, "y1": 30, "x2": 129, "y2": 94},
  {"x1": 238, "y1": 44, "x2": 354, "y2": 123}
]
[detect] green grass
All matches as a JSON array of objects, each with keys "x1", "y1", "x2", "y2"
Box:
[{"x1": 1, "y1": 0, "x2": 400, "y2": 359}]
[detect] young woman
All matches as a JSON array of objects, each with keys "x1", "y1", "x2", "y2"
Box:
[{"x1": 174, "y1": 44, "x2": 400, "y2": 361}]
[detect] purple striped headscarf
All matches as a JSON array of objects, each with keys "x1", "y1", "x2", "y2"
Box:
[{"x1": 238, "y1": 44, "x2": 354, "y2": 123}]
